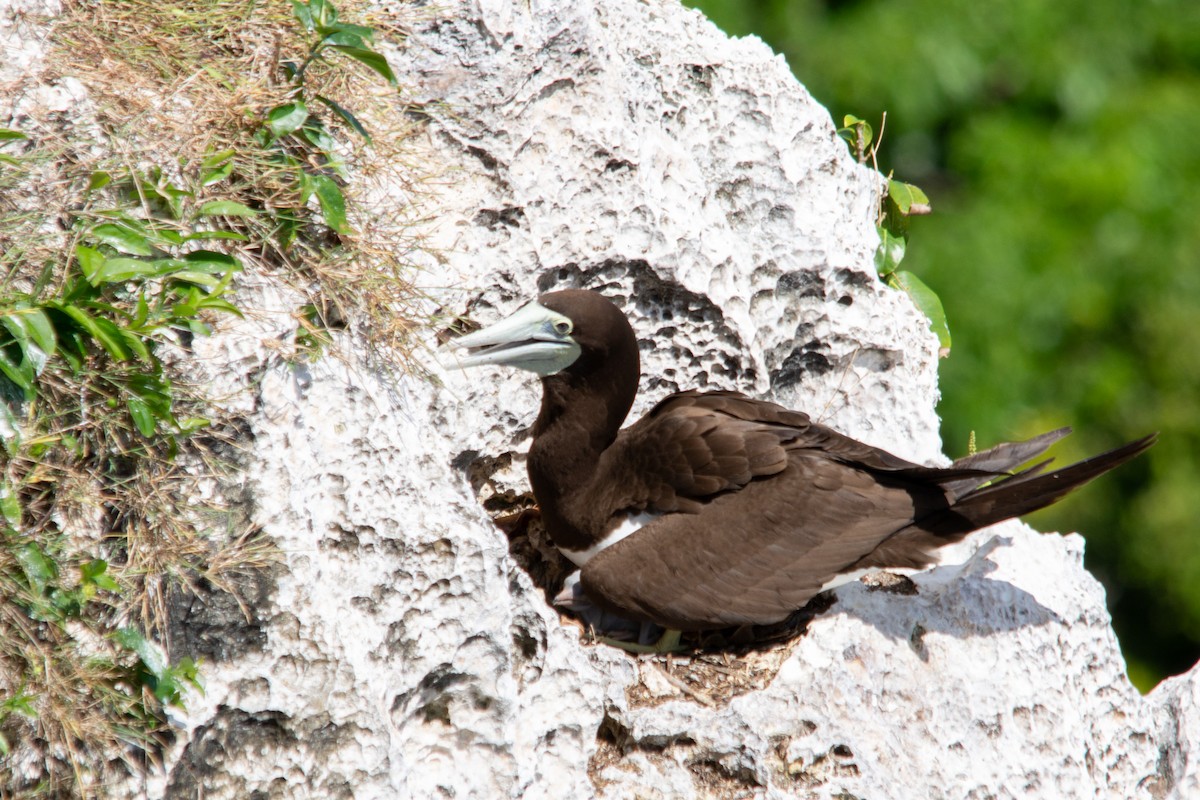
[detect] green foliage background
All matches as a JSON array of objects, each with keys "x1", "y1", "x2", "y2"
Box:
[{"x1": 685, "y1": 0, "x2": 1200, "y2": 689}]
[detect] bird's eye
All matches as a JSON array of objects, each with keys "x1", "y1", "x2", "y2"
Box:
[{"x1": 553, "y1": 319, "x2": 573, "y2": 336}]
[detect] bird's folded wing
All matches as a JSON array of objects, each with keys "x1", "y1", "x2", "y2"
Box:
[
  {"x1": 594, "y1": 390, "x2": 989, "y2": 518},
  {"x1": 579, "y1": 454, "x2": 942, "y2": 630}
]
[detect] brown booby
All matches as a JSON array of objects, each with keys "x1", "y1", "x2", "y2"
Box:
[{"x1": 448, "y1": 289, "x2": 1155, "y2": 632}]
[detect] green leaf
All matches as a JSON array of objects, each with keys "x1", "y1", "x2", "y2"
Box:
[
  {"x1": 91, "y1": 316, "x2": 135, "y2": 361},
  {"x1": 150, "y1": 656, "x2": 202, "y2": 706},
  {"x1": 315, "y1": 94, "x2": 371, "y2": 142},
  {"x1": 168, "y1": 270, "x2": 222, "y2": 288},
  {"x1": 301, "y1": 120, "x2": 337, "y2": 154},
  {"x1": 53, "y1": 304, "x2": 130, "y2": 361},
  {"x1": 112, "y1": 627, "x2": 167, "y2": 678},
  {"x1": 311, "y1": 0, "x2": 335, "y2": 28},
  {"x1": 22, "y1": 309, "x2": 57, "y2": 359},
  {"x1": 184, "y1": 319, "x2": 213, "y2": 337},
  {"x1": 127, "y1": 396, "x2": 157, "y2": 436},
  {"x1": 76, "y1": 245, "x2": 107, "y2": 284},
  {"x1": 155, "y1": 228, "x2": 185, "y2": 246},
  {"x1": 111, "y1": 627, "x2": 199, "y2": 706},
  {"x1": 170, "y1": 656, "x2": 202, "y2": 695},
  {"x1": 176, "y1": 416, "x2": 211, "y2": 433},
  {"x1": 0, "y1": 482, "x2": 21, "y2": 527},
  {"x1": 81, "y1": 559, "x2": 121, "y2": 593},
  {"x1": 143, "y1": 179, "x2": 191, "y2": 220},
  {"x1": 81, "y1": 296, "x2": 135, "y2": 319},
  {"x1": 191, "y1": 295, "x2": 242, "y2": 317},
  {"x1": 309, "y1": 174, "x2": 349, "y2": 233},
  {"x1": 0, "y1": 128, "x2": 28, "y2": 140},
  {"x1": 324, "y1": 22, "x2": 374, "y2": 41},
  {"x1": 129, "y1": 372, "x2": 171, "y2": 404},
  {"x1": 182, "y1": 249, "x2": 241, "y2": 273},
  {"x1": 200, "y1": 149, "x2": 236, "y2": 169},
  {"x1": 132, "y1": 292, "x2": 150, "y2": 329},
  {"x1": 171, "y1": 286, "x2": 202, "y2": 318},
  {"x1": 0, "y1": 410, "x2": 20, "y2": 456},
  {"x1": 48, "y1": 585, "x2": 84, "y2": 619},
  {"x1": 197, "y1": 200, "x2": 259, "y2": 218},
  {"x1": 836, "y1": 115, "x2": 874, "y2": 160},
  {"x1": 89, "y1": 223, "x2": 155, "y2": 256},
  {"x1": 146, "y1": 257, "x2": 195, "y2": 276},
  {"x1": 200, "y1": 160, "x2": 234, "y2": 186},
  {"x1": 266, "y1": 101, "x2": 310, "y2": 138},
  {"x1": 274, "y1": 211, "x2": 302, "y2": 249},
  {"x1": 887, "y1": 180, "x2": 931, "y2": 215},
  {"x1": 1, "y1": 690, "x2": 37, "y2": 718},
  {"x1": 16, "y1": 542, "x2": 57, "y2": 594},
  {"x1": 279, "y1": 60, "x2": 300, "y2": 83},
  {"x1": 0, "y1": 346, "x2": 35, "y2": 393},
  {"x1": 319, "y1": 30, "x2": 365, "y2": 49},
  {"x1": 291, "y1": 0, "x2": 314, "y2": 31},
  {"x1": 298, "y1": 171, "x2": 315, "y2": 205},
  {"x1": 874, "y1": 225, "x2": 907, "y2": 278},
  {"x1": 839, "y1": 115, "x2": 873, "y2": 144},
  {"x1": 0, "y1": 314, "x2": 29, "y2": 350},
  {"x1": 0, "y1": 308, "x2": 55, "y2": 376},
  {"x1": 117, "y1": 326, "x2": 152, "y2": 363},
  {"x1": 56, "y1": 329, "x2": 85, "y2": 371},
  {"x1": 93, "y1": 257, "x2": 160, "y2": 284},
  {"x1": 183, "y1": 230, "x2": 248, "y2": 242},
  {"x1": 328, "y1": 45, "x2": 397, "y2": 86},
  {"x1": 87, "y1": 170, "x2": 112, "y2": 191},
  {"x1": 891, "y1": 270, "x2": 951, "y2": 354}
]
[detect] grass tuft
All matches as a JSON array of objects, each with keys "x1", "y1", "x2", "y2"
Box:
[{"x1": 2, "y1": 0, "x2": 430, "y2": 795}]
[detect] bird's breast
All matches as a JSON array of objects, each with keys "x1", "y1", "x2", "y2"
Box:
[{"x1": 559, "y1": 510, "x2": 660, "y2": 567}]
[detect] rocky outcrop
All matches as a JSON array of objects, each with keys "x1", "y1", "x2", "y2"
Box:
[{"x1": 7, "y1": 0, "x2": 1197, "y2": 797}]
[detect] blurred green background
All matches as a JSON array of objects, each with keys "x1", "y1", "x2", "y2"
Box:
[{"x1": 685, "y1": 0, "x2": 1200, "y2": 690}]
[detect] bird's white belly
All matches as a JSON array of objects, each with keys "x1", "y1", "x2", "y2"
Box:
[
  {"x1": 560, "y1": 511, "x2": 660, "y2": 567},
  {"x1": 817, "y1": 567, "x2": 876, "y2": 593}
]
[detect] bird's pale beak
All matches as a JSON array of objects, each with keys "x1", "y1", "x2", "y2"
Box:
[{"x1": 443, "y1": 300, "x2": 580, "y2": 376}]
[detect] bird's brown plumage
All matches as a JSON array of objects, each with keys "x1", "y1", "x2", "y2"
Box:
[{"x1": 500, "y1": 290, "x2": 1155, "y2": 630}]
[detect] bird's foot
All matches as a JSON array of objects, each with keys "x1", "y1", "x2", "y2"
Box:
[
  {"x1": 555, "y1": 574, "x2": 684, "y2": 652},
  {"x1": 596, "y1": 628, "x2": 684, "y2": 654}
]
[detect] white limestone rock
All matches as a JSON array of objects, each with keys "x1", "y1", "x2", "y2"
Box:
[
  {"x1": 0, "y1": 0, "x2": 63, "y2": 85},
  {"x1": 600, "y1": 525, "x2": 1174, "y2": 799},
  {"x1": 399, "y1": 0, "x2": 942, "y2": 461},
  {"x1": 1152, "y1": 671, "x2": 1200, "y2": 799},
  {"x1": 5, "y1": 0, "x2": 1192, "y2": 797}
]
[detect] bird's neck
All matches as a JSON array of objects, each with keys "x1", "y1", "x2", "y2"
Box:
[{"x1": 526, "y1": 359, "x2": 637, "y2": 549}]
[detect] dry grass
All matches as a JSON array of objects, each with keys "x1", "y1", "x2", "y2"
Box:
[
  {"x1": 45, "y1": 0, "x2": 436, "y2": 365},
  {"x1": 1, "y1": 0, "x2": 432, "y2": 795}
]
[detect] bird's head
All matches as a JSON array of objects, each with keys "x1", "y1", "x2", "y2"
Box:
[{"x1": 445, "y1": 289, "x2": 636, "y2": 379}]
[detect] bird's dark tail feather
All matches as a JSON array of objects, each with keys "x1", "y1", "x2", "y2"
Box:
[
  {"x1": 935, "y1": 432, "x2": 1158, "y2": 536},
  {"x1": 845, "y1": 432, "x2": 1155, "y2": 573},
  {"x1": 940, "y1": 427, "x2": 1073, "y2": 499},
  {"x1": 850, "y1": 432, "x2": 1156, "y2": 572}
]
